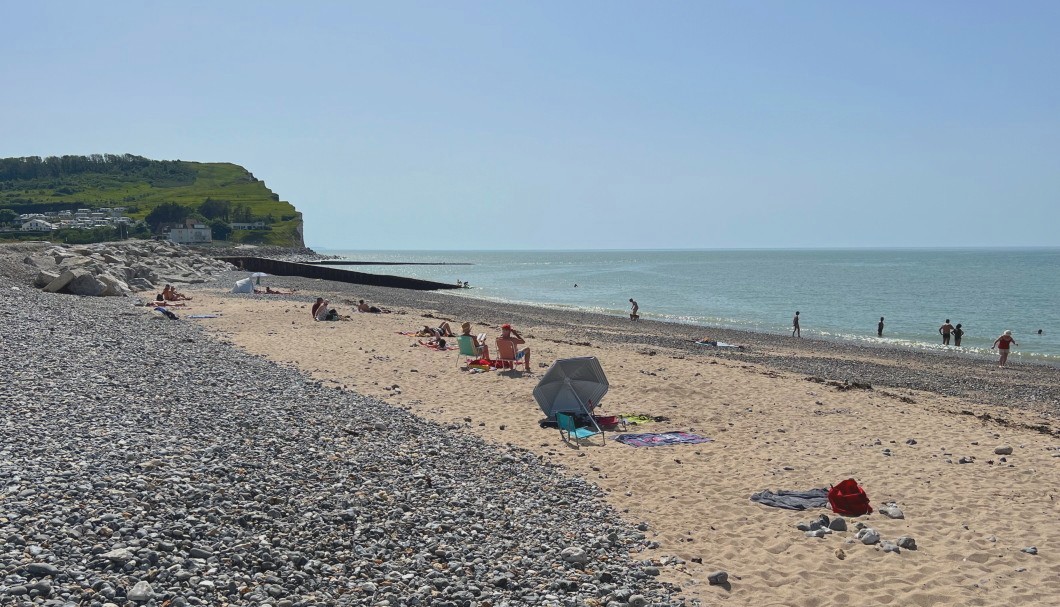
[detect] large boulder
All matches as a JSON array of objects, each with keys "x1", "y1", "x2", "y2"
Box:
[
  {"x1": 34, "y1": 270, "x2": 60, "y2": 288},
  {"x1": 43, "y1": 269, "x2": 81, "y2": 293},
  {"x1": 97, "y1": 273, "x2": 130, "y2": 297},
  {"x1": 67, "y1": 271, "x2": 107, "y2": 296},
  {"x1": 128, "y1": 278, "x2": 155, "y2": 292},
  {"x1": 23, "y1": 255, "x2": 57, "y2": 270}
]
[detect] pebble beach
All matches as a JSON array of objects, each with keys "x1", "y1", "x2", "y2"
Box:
[{"x1": 3, "y1": 245, "x2": 1060, "y2": 607}]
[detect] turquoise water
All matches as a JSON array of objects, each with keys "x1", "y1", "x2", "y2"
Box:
[{"x1": 320, "y1": 249, "x2": 1060, "y2": 362}]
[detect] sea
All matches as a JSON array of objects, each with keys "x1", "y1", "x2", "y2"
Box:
[{"x1": 318, "y1": 249, "x2": 1060, "y2": 363}]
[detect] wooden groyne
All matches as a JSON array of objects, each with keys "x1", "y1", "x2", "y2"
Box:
[
  {"x1": 302, "y1": 260, "x2": 472, "y2": 266},
  {"x1": 216, "y1": 257, "x2": 462, "y2": 291}
]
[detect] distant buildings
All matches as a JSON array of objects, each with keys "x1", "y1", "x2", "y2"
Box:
[
  {"x1": 10, "y1": 207, "x2": 134, "y2": 231},
  {"x1": 21, "y1": 219, "x2": 57, "y2": 231},
  {"x1": 230, "y1": 221, "x2": 267, "y2": 230},
  {"x1": 167, "y1": 218, "x2": 212, "y2": 244}
]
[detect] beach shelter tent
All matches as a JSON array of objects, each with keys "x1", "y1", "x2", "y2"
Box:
[
  {"x1": 533, "y1": 356, "x2": 609, "y2": 420},
  {"x1": 232, "y1": 277, "x2": 253, "y2": 293}
]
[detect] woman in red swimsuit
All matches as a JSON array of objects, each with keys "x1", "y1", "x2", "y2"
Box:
[{"x1": 992, "y1": 330, "x2": 1018, "y2": 368}]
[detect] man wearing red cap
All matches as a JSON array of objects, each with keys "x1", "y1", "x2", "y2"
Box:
[{"x1": 498, "y1": 324, "x2": 531, "y2": 370}]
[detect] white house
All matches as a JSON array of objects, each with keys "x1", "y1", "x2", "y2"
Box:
[
  {"x1": 22, "y1": 219, "x2": 57, "y2": 231},
  {"x1": 168, "y1": 223, "x2": 212, "y2": 244},
  {"x1": 230, "y1": 221, "x2": 267, "y2": 230}
]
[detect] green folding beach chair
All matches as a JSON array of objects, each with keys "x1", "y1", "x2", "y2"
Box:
[
  {"x1": 455, "y1": 335, "x2": 480, "y2": 368},
  {"x1": 556, "y1": 412, "x2": 604, "y2": 448}
]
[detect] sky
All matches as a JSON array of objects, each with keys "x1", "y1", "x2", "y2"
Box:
[{"x1": 2, "y1": 1, "x2": 1058, "y2": 250}]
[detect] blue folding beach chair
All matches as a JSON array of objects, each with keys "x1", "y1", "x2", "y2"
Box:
[{"x1": 556, "y1": 412, "x2": 604, "y2": 448}]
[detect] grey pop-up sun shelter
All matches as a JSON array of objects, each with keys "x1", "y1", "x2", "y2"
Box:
[{"x1": 533, "y1": 356, "x2": 609, "y2": 424}]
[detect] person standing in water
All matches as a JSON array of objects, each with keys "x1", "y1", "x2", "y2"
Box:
[
  {"x1": 992, "y1": 330, "x2": 1018, "y2": 367},
  {"x1": 939, "y1": 319, "x2": 954, "y2": 345},
  {"x1": 629, "y1": 298, "x2": 639, "y2": 321},
  {"x1": 952, "y1": 323, "x2": 965, "y2": 347},
  {"x1": 878, "y1": 317, "x2": 885, "y2": 337},
  {"x1": 792, "y1": 311, "x2": 801, "y2": 337}
]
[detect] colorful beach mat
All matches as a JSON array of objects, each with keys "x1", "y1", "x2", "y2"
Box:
[{"x1": 614, "y1": 432, "x2": 712, "y2": 447}]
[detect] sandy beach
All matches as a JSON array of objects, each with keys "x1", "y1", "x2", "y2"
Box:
[{"x1": 178, "y1": 275, "x2": 1060, "y2": 607}]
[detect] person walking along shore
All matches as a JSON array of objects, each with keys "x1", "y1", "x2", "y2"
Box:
[{"x1": 992, "y1": 330, "x2": 1018, "y2": 368}]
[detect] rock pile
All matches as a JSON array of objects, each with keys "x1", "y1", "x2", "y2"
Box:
[
  {"x1": 23, "y1": 241, "x2": 234, "y2": 297},
  {"x1": 0, "y1": 278, "x2": 683, "y2": 606}
]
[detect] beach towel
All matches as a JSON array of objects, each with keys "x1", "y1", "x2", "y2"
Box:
[
  {"x1": 153, "y1": 307, "x2": 179, "y2": 320},
  {"x1": 750, "y1": 488, "x2": 829, "y2": 510},
  {"x1": 187, "y1": 314, "x2": 220, "y2": 319},
  {"x1": 695, "y1": 340, "x2": 745, "y2": 350},
  {"x1": 614, "y1": 432, "x2": 711, "y2": 447}
]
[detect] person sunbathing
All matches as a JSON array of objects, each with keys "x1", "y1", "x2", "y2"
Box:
[
  {"x1": 255, "y1": 286, "x2": 294, "y2": 294},
  {"x1": 162, "y1": 284, "x2": 192, "y2": 301},
  {"x1": 358, "y1": 299, "x2": 388, "y2": 313},
  {"x1": 418, "y1": 322, "x2": 454, "y2": 337},
  {"x1": 150, "y1": 297, "x2": 186, "y2": 307},
  {"x1": 460, "y1": 322, "x2": 490, "y2": 360},
  {"x1": 313, "y1": 298, "x2": 333, "y2": 321}
]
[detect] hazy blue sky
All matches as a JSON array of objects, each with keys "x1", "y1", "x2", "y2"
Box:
[{"x1": 2, "y1": 2, "x2": 1057, "y2": 250}]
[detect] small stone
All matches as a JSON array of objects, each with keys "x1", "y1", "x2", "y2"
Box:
[
  {"x1": 994, "y1": 446, "x2": 1013, "y2": 455},
  {"x1": 828, "y1": 517, "x2": 847, "y2": 531},
  {"x1": 880, "y1": 541, "x2": 900, "y2": 553},
  {"x1": 856, "y1": 528, "x2": 880, "y2": 545},
  {"x1": 906, "y1": 438, "x2": 917, "y2": 445},
  {"x1": 27, "y1": 581, "x2": 52, "y2": 597},
  {"x1": 880, "y1": 504, "x2": 905, "y2": 519},
  {"x1": 102, "y1": 548, "x2": 135, "y2": 563},
  {"x1": 958, "y1": 456, "x2": 974, "y2": 464},
  {"x1": 128, "y1": 581, "x2": 153, "y2": 602},
  {"x1": 707, "y1": 571, "x2": 728, "y2": 585},
  {"x1": 897, "y1": 536, "x2": 918, "y2": 550},
  {"x1": 834, "y1": 548, "x2": 846, "y2": 560},
  {"x1": 1022, "y1": 546, "x2": 1038, "y2": 555},
  {"x1": 25, "y1": 563, "x2": 60, "y2": 577},
  {"x1": 628, "y1": 594, "x2": 648, "y2": 607},
  {"x1": 560, "y1": 546, "x2": 589, "y2": 566}
]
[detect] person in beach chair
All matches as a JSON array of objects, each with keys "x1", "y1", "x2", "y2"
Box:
[
  {"x1": 458, "y1": 322, "x2": 490, "y2": 361},
  {"x1": 496, "y1": 324, "x2": 530, "y2": 371}
]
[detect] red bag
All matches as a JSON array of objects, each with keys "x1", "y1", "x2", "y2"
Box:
[{"x1": 827, "y1": 479, "x2": 872, "y2": 516}]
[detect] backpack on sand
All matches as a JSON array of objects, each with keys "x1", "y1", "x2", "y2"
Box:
[{"x1": 827, "y1": 478, "x2": 872, "y2": 516}]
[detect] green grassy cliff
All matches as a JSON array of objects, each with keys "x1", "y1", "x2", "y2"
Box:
[{"x1": 0, "y1": 154, "x2": 304, "y2": 247}]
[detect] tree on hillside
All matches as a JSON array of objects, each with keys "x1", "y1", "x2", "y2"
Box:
[
  {"x1": 145, "y1": 202, "x2": 191, "y2": 232},
  {"x1": 199, "y1": 197, "x2": 231, "y2": 221},
  {"x1": 231, "y1": 203, "x2": 254, "y2": 223},
  {"x1": 0, "y1": 208, "x2": 17, "y2": 225},
  {"x1": 210, "y1": 219, "x2": 233, "y2": 241}
]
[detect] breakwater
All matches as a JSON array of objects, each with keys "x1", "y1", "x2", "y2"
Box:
[{"x1": 216, "y1": 257, "x2": 461, "y2": 291}]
